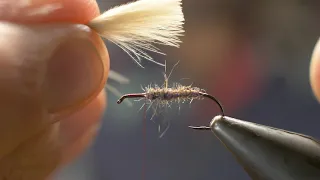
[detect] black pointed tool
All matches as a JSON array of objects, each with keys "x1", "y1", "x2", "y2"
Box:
[{"x1": 190, "y1": 116, "x2": 320, "y2": 180}]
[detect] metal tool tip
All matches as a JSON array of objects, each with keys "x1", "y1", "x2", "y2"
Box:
[{"x1": 210, "y1": 115, "x2": 224, "y2": 128}]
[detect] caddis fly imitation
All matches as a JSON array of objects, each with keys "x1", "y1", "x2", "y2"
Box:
[{"x1": 117, "y1": 61, "x2": 225, "y2": 137}]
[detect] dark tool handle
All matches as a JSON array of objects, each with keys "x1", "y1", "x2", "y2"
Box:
[{"x1": 210, "y1": 116, "x2": 320, "y2": 180}]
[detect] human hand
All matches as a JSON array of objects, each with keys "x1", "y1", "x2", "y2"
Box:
[
  {"x1": 310, "y1": 38, "x2": 320, "y2": 102},
  {"x1": 0, "y1": 0, "x2": 109, "y2": 179}
]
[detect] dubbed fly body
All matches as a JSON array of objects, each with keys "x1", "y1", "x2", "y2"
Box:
[
  {"x1": 118, "y1": 83, "x2": 224, "y2": 115},
  {"x1": 145, "y1": 84, "x2": 204, "y2": 105}
]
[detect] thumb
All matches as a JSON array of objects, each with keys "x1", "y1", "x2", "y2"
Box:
[
  {"x1": 0, "y1": 21, "x2": 108, "y2": 180},
  {"x1": 0, "y1": 0, "x2": 109, "y2": 179}
]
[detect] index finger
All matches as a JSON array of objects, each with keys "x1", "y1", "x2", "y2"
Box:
[{"x1": 0, "y1": 0, "x2": 100, "y2": 23}]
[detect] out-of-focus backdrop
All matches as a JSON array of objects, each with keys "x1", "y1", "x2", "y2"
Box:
[{"x1": 54, "y1": 0, "x2": 320, "y2": 179}]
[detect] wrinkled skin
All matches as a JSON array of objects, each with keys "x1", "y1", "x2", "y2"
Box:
[{"x1": 0, "y1": 0, "x2": 108, "y2": 179}]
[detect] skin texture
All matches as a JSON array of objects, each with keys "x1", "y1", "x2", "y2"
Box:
[
  {"x1": 0, "y1": 0, "x2": 109, "y2": 179},
  {"x1": 310, "y1": 38, "x2": 320, "y2": 102}
]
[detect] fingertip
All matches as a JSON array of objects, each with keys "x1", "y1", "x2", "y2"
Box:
[
  {"x1": 59, "y1": 90, "x2": 106, "y2": 164},
  {"x1": 60, "y1": 122, "x2": 100, "y2": 165},
  {"x1": 1, "y1": 0, "x2": 100, "y2": 24},
  {"x1": 33, "y1": 0, "x2": 100, "y2": 24},
  {"x1": 61, "y1": 90, "x2": 106, "y2": 142},
  {"x1": 310, "y1": 38, "x2": 320, "y2": 102},
  {"x1": 44, "y1": 27, "x2": 109, "y2": 116},
  {"x1": 96, "y1": 90, "x2": 107, "y2": 111}
]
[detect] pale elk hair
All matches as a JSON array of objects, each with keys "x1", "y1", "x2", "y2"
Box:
[{"x1": 87, "y1": 0, "x2": 185, "y2": 67}]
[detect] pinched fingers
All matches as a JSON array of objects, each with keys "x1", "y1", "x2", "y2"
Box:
[{"x1": 0, "y1": 0, "x2": 109, "y2": 179}]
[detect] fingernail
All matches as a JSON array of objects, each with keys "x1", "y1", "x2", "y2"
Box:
[{"x1": 44, "y1": 35, "x2": 104, "y2": 114}]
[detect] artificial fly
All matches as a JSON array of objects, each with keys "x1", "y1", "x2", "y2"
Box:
[{"x1": 117, "y1": 61, "x2": 225, "y2": 136}]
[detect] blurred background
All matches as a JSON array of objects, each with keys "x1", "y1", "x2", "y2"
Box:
[{"x1": 54, "y1": 0, "x2": 320, "y2": 179}]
